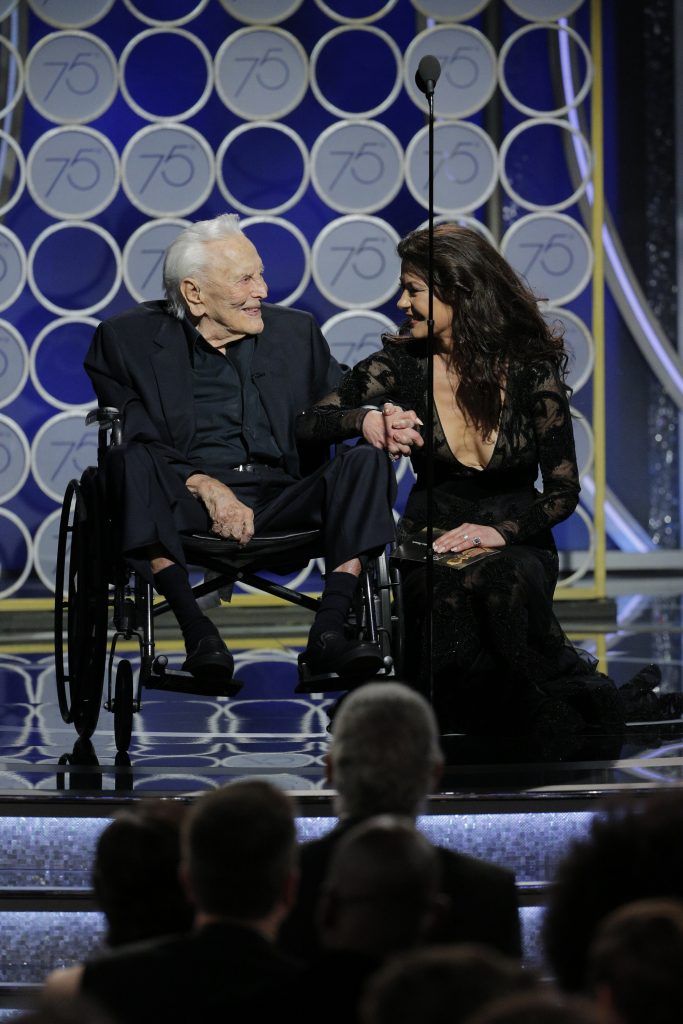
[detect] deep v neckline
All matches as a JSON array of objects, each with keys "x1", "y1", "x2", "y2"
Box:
[{"x1": 430, "y1": 363, "x2": 506, "y2": 473}]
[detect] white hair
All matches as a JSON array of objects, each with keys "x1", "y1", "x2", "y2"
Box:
[
  {"x1": 162, "y1": 213, "x2": 244, "y2": 318},
  {"x1": 330, "y1": 682, "x2": 443, "y2": 819}
]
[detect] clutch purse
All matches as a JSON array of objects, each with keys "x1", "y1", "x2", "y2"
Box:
[{"x1": 394, "y1": 527, "x2": 501, "y2": 570}]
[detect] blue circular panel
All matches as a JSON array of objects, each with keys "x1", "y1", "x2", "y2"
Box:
[
  {"x1": 31, "y1": 226, "x2": 119, "y2": 312},
  {"x1": 215, "y1": 29, "x2": 308, "y2": 120},
  {"x1": 218, "y1": 126, "x2": 307, "y2": 214},
  {"x1": 312, "y1": 216, "x2": 400, "y2": 309},
  {"x1": 122, "y1": 32, "x2": 211, "y2": 120},
  {"x1": 314, "y1": 30, "x2": 399, "y2": 117},
  {"x1": 0, "y1": 322, "x2": 28, "y2": 409},
  {"x1": 32, "y1": 321, "x2": 96, "y2": 408},
  {"x1": 122, "y1": 125, "x2": 214, "y2": 216},
  {"x1": 240, "y1": 221, "x2": 308, "y2": 305},
  {"x1": 28, "y1": 128, "x2": 118, "y2": 218},
  {"x1": 32, "y1": 414, "x2": 98, "y2": 503},
  {"x1": 0, "y1": 512, "x2": 31, "y2": 599},
  {"x1": 26, "y1": 32, "x2": 117, "y2": 123}
]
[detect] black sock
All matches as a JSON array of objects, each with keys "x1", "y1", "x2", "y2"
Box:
[
  {"x1": 154, "y1": 564, "x2": 220, "y2": 653},
  {"x1": 309, "y1": 571, "x2": 359, "y2": 643}
]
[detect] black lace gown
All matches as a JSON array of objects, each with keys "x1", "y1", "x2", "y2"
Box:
[{"x1": 297, "y1": 338, "x2": 627, "y2": 738}]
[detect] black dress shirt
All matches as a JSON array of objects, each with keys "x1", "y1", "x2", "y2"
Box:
[{"x1": 184, "y1": 318, "x2": 283, "y2": 477}]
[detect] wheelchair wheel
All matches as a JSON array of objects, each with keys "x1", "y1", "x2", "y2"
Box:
[
  {"x1": 114, "y1": 659, "x2": 134, "y2": 754},
  {"x1": 54, "y1": 474, "x2": 109, "y2": 739}
]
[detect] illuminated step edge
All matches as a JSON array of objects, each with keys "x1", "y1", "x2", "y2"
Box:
[{"x1": 0, "y1": 811, "x2": 597, "y2": 891}]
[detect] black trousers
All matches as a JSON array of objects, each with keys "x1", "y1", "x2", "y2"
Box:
[{"x1": 104, "y1": 442, "x2": 397, "y2": 584}]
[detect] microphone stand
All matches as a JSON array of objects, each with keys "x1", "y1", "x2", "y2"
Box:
[{"x1": 424, "y1": 86, "x2": 435, "y2": 705}]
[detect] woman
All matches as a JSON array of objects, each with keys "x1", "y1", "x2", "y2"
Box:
[{"x1": 297, "y1": 225, "x2": 664, "y2": 738}]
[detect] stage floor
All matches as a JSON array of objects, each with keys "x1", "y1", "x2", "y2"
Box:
[{"x1": 1, "y1": 589, "x2": 683, "y2": 802}]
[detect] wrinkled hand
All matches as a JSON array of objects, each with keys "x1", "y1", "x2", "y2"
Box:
[
  {"x1": 433, "y1": 523, "x2": 506, "y2": 554},
  {"x1": 187, "y1": 475, "x2": 254, "y2": 545},
  {"x1": 361, "y1": 403, "x2": 424, "y2": 458}
]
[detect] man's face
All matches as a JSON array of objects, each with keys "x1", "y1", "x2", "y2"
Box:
[{"x1": 187, "y1": 234, "x2": 268, "y2": 344}]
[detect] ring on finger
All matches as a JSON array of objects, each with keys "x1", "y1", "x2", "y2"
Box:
[{"x1": 473, "y1": 535, "x2": 482, "y2": 546}]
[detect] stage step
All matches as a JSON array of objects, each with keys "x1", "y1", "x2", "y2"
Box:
[{"x1": 0, "y1": 793, "x2": 606, "y2": 1009}]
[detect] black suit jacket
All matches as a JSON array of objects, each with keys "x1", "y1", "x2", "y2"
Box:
[
  {"x1": 279, "y1": 818, "x2": 522, "y2": 962},
  {"x1": 82, "y1": 920, "x2": 301, "y2": 1024},
  {"x1": 84, "y1": 300, "x2": 343, "y2": 481}
]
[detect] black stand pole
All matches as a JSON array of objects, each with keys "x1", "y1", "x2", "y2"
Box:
[{"x1": 425, "y1": 88, "x2": 435, "y2": 705}]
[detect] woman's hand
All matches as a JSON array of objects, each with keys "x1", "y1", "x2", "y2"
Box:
[
  {"x1": 433, "y1": 523, "x2": 506, "y2": 554},
  {"x1": 361, "y1": 403, "x2": 423, "y2": 458}
]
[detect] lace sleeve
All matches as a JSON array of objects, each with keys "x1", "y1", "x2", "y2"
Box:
[
  {"x1": 295, "y1": 348, "x2": 404, "y2": 443},
  {"x1": 494, "y1": 363, "x2": 580, "y2": 544}
]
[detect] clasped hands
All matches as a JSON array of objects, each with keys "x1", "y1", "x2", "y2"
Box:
[
  {"x1": 186, "y1": 473, "x2": 254, "y2": 545},
  {"x1": 362, "y1": 402, "x2": 424, "y2": 459}
]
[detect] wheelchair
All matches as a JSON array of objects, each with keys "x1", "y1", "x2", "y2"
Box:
[{"x1": 53, "y1": 407, "x2": 404, "y2": 754}]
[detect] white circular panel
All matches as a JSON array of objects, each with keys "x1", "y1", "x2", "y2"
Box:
[
  {"x1": 123, "y1": 219, "x2": 190, "y2": 303},
  {"x1": 543, "y1": 307, "x2": 594, "y2": 395},
  {"x1": 29, "y1": 317, "x2": 99, "y2": 410},
  {"x1": 406, "y1": 121, "x2": 498, "y2": 214},
  {"x1": 499, "y1": 22, "x2": 593, "y2": 118},
  {"x1": 27, "y1": 126, "x2": 119, "y2": 219},
  {"x1": 0, "y1": 227, "x2": 27, "y2": 312},
  {"x1": 322, "y1": 310, "x2": 396, "y2": 368},
  {"x1": 27, "y1": 0, "x2": 114, "y2": 27},
  {"x1": 33, "y1": 509, "x2": 63, "y2": 594},
  {"x1": 501, "y1": 212, "x2": 593, "y2": 305},
  {"x1": 310, "y1": 27, "x2": 402, "y2": 120},
  {"x1": 215, "y1": 28, "x2": 308, "y2": 121},
  {"x1": 26, "y1": 32, "x2": 117, "y2": 123},
  {"x1": 218, "y1": 0, "x2": 304, "y2": 23},
  {"x1": 499, "y1": 118, "x2": 592, "y2": 213},
  {"x1": 0, "y1": 131, "x2": 25, "y2": 217},
  {"x1": 410, "y1": 0, "x2": 491, "y2": 17},
  {"x1": 504, "y1": 0, "x2": 584, "y2": 19},
  {"x1": 28, "y1": 222, "x2": 122, "y2": 316},
  {"x1": 0, "y1": 36, "x2": 24, "y2": 120},
  {"x1": 239, "y1": 216, "x2": 311, "y2": 307},
  {"x1": 311, "y1": 120, "x2": 403, "y2": 215},
  {"x1": 405, "y1": 26, "x2": 497, "y2": 120},
  {"x1": 31, "y1": 410, "x2": 98, "y2": 503},
  {"x1": 0, "y1": 413, "x2": 30, "y2": 501},
  {"x1": 0, "y1": 321, "x2": 28, "y2": 410},
  {"x1": 119, "y1": 29, "x2": 213, "y2": 123},
  {"x1": 121, "y1": 124, "x2": 215, "y2": 217},
  {"x1": 216, "y1": 122, "x2": 309, "y2": 216},
  {"x1": 312, "y1": 215, "x2": 400, "y2": 310},
  {"x1": 0, "y1": 509, "x2": 33, "y2": 600}
]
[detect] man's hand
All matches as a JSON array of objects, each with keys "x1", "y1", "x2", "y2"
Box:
[
  {"x1": 186, "y1": 474, "x2": 254, "y2": 545},
  {"x1": 361, "y1": 403, "x2": 424, "y2": 457},
  {"x1": 433, "y1": 523, "x2": 505, "y2": 554}
]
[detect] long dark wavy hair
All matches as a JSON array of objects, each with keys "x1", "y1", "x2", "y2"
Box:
[{"x1": 393, "y1": 224, "x2": 569, "y2": 437}]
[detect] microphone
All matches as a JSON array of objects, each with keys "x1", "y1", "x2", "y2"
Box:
[{"x1": 415, "y1": 54, "x2": 441, "y2": 96}]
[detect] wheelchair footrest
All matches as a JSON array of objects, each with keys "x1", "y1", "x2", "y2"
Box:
[
  {"x1": 145, "y1": 669, "x2": 241, "y2": 699},
  {"x1": 295, "y1": 651, "x2": 392, "y2": 694}
]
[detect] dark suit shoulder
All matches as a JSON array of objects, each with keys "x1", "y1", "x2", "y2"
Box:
[
  {"x1": 261, "y1": 303, "x2": 318, "y2": 330},
  {"x1": 98, "y1": 300, "x2": 171, "y2": 331}
]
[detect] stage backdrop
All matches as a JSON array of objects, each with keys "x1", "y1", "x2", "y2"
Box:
[{"x1": 0, "y1": 0, "x2": 614, "y2": 599}]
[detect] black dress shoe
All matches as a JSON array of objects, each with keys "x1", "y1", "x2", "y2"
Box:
[
  {"x1": 182, "y1": 636, "x2": 234, "y2": 681},
  {"x1": 300, "y1": 631, "x2": 384, "y2": 682}
]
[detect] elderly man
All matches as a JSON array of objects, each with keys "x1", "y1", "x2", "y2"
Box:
[
  {"x1": 279, "y1": 681, "x2": 522, "y2": 960},
  {"x1": 85, "y1": 214, "x2": 419, "y2": 683}
]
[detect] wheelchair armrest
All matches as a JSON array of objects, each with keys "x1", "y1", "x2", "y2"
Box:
[{"x1": 85, "y1": 406, "x2": 122, "y2": 428}]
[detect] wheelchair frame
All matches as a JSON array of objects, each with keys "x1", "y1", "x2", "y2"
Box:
[{"x1": 54, "y1": 407, "x2": 403, "y2": 753}]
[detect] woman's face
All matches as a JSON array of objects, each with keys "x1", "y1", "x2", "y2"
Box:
[{"x1": 396, "y1": 266, "x2": 454, "y2": 348}]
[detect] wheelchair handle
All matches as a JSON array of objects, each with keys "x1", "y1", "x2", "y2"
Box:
[{"x1": 86, "y1": 406, "x2": 123, "y2": 447}]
